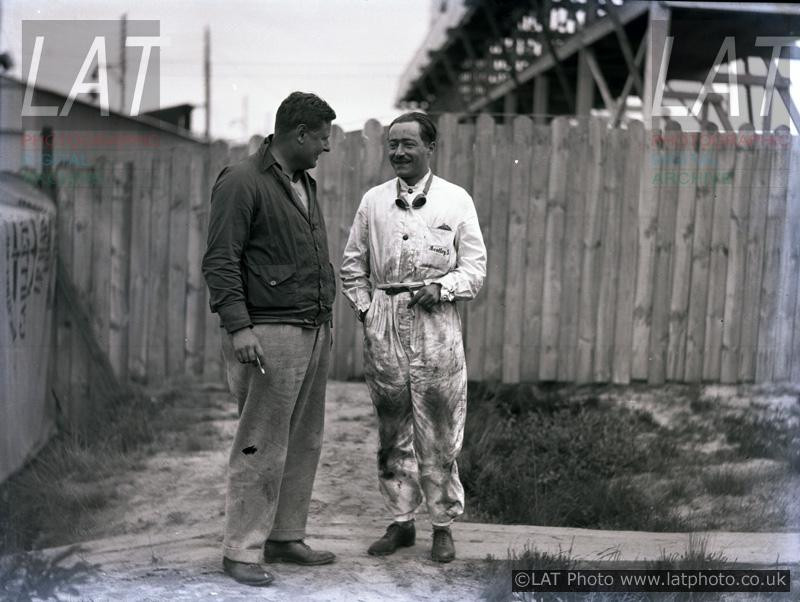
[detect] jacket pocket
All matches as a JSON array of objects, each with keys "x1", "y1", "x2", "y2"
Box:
[
  {"x1": 246, "y1": 263, "x2": 298, "y2": 309},
  {"x1": 421, "y1": 226, "x2": 456, "y2": 272}
]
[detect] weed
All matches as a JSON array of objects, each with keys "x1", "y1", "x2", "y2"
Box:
[
  {"x1": 0, "y1": 388, "x2": 212, "y2": 553},
  {"x1": 701, "y1": 468, "x2": 752, "y2": 496}
]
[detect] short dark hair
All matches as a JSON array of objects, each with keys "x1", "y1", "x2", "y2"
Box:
[
  {"x1": 274, "y1": 92, "x2": 336, "y2": 135},
  {"x1": 389, "y1": 112, "x2": 437, "y2": 145}
]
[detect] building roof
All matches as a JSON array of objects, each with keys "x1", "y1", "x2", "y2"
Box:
[{"x1": 0, "y1": 73, "x2": 207, "y2": 144}]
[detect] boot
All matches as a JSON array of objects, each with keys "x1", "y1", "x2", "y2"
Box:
[
  {"x1": 263, "y1": 540, "x2": 335, "y2": 565},
  {"x1": 222, "y1": 557, "x2": 274, "y2": 586},
  {"x1": 367, "y1": 520, "x2": 416, "y2": 556},
  {"x1": 431, "y1": 526, "x2": 455, "y2": 563}
]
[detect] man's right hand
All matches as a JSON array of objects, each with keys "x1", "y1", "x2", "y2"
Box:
[{"x1": 232, "y1": 327, "x2": 265, "y2": 365}]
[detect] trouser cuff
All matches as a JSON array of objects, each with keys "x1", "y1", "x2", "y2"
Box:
[
  {"x1": 268, "y1": 528, "x2": 306, "y2": 541},
  {"x1": 223, "y1": 546, "x2": 264, "y2": 564}
]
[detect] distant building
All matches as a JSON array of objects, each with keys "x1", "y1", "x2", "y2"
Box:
[
  {"x1": 0, "y1": 74, "x2": 206, "y2": 175},
  {"x1": 142, "y1": 103, "x2": 195, "y2": 131},
  {"x1": 396, "y1": 0, "x2": 799, "y2": 131}
]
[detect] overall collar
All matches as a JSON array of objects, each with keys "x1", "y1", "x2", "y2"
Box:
[{"x1": 398, "y1": 169, "x2": 432, "y2": 195}]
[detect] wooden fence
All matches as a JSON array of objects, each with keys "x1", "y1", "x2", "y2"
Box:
[
  {"x1": 51, "y1": 142, "x2": 229, "y2": 431},
  {"x1": 50, "y1": 112, "x2": 799, "y2": 427},
  {"x1": 318, "y1": 114, "x2": 800, "y2": 385}
]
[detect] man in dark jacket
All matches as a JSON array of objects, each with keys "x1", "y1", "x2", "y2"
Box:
[{"x1": 202, "y1": 92, "x2": 337, "y2": 587}]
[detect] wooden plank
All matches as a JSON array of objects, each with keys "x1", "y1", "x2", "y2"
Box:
[
  {"x1": 465, "y1": 114, "x2": 495, "y2": 381},
  {"x1": 665, "y1": 129, "x2": 699, "y2": 381},
  {"x1": 576, "y1": 117, "x2": 609, "y2": 383},
  {"x1": 783, "y1": 136, "x2": 800, "y2": 383},
  {"x1": 702, "y1": 132, "x2": 737, "y2": 380},
  {"x1": 501, "y1": 115, "x2": 533, "y2": 383},
  {"x1": 202, "y1": 140, "x2": 230, "y2": 383},
  {"x1": 647, "y1": 121, "x2": 682, "y2": 384},
  {"x1": 146, "y1": 154, "x2": 171, "y2": 383},
  {"x1": 612, "y1": 121, "x2": 644, "y2": 384},
  {"x1": 452, "y1": 121, "x2": 476, "y2": 350},
  {"x1": 54, "y1": 167, "x2": 75, "y2": 409},
  {"x1": 556, "y1": 120, "x2": 587, "y2": 382},
  {"x1": 335, "y1": 130, "x2": 363, "y2": 379},
  {"x1": 355, "y1": 118, "x2": 385, "y2": 379},
  {"x1": 70, "y1": 168, "x2": 95, "y2": 427},
  {"x1": 755, "y1": 127, "x2": 791, "y2": 382},
  {"x1": 775, "y1": 134, "x2": 800, "y2": 381},
  {"x1": 127, "y1": 152, "x2": 153, "y2": 382},
  {"x1": 539, "y1": 117, "x2": 570, "y2": 380},
  {"x1": 482, "y1": 123, "x2": 511, "y2": 382},
  {"x1": 90, "y1": 158, "x2": 113, "y2": 357},
  {"x1": 520, "y1": 123, "x2": 552, "y2": 381},
  {"x1": 321, "y1": 126, "x2": 346, "y2": 380},
  {"x1": 184, "y1": 151, "x2": 207, "y2": 375},
  {"x1": 738, "y1": 134, "x2": 772, "y2": 381},
  {"x1": 720, "y1": 126, "x2": 756, "y2": 383},
  {"x1": 166, "y1": 150, "x2": 191, "y2": 378},
  {"x1": 631, "y1": 128, "x2": 662, "y2": 379},
  {"x1": 436, "y1": 113, "x2": 459, "y2": 182},
  {"x1": 684, "y1": 123, "x2": 720, "y2": 382},
  {"x1": 594, "y1": 125, "x2": 627, "y2": 383},
  {"x1": 108, "y1": 161, "x2": 133, "y2": 380}
]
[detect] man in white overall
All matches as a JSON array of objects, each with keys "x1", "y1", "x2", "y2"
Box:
[{"x1": 340, "y1": 112, "x2": 486, "y2": 562}]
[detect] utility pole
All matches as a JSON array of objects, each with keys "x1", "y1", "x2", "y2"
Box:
[
  {"x1": 204, "y1": 26, "x2": 211, "y2": 139},
  {"x1": 120, "y1": 13, "x2": 127, "y2": 113}
]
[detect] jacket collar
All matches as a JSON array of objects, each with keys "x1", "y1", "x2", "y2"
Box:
[
  {"x1": 258, "y1": 134, "x2": 317, "y2": 220},
  {"x1": 257, "y1": 135, "x2": 315, "y2": 183}
]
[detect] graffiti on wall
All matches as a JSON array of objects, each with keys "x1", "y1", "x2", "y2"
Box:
[{"x1": 4, "y1": 214, "x2": 54, "y2": 341}]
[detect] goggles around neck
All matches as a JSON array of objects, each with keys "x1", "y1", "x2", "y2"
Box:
[{"x1": 395, "y1": 172, "x2": 433, "y2": 210}]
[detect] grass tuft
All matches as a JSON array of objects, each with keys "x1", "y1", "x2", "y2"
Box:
[{"x1": 0, "y1": 387, "x2": 221, "y2": 553}]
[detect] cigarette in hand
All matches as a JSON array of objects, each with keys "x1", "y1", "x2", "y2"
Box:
[{"x1": 255, "y1": 356, "x2": 266, "y2": 375}]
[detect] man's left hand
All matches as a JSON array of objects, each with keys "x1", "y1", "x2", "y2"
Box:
[{"x1": 408, "y1": 283, "x2": 441, "y2": 312}]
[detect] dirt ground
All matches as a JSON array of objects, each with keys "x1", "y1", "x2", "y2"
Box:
[
  {"x1": 9, "y1": 381, "x2": 489, "y2": 601},
  {"x1": 5, "y1": 380, "x2": 799, "y2": 601}
]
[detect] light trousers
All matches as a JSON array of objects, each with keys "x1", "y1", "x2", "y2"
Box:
[
  {"x1": 221, "y1": 322, "x2": 330, "y2": 563},
  {"x1": 363, "y1": 290, "x2": 467, "y2": 526}
]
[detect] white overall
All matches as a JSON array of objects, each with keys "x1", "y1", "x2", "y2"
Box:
[{"x1": 341, "y1": 173, "x2": 486, "y2": 525}]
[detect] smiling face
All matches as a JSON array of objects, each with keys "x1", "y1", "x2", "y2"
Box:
[
  {"x1": 297, "y1": 121, "x2": 332, "y2": 170},
  {"x1": 387, "y1": 121, "x2": 435, "y2": 185}
]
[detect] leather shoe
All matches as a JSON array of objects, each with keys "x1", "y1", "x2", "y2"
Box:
[
  {"x1": 222, "y1": 557, "x2": 273, "y2": 586},
  {"x1": 431, "y1": 526, "x2": 455, "y2": 563},
  {"x1": 264, "y1": 540, "x2": 336, "y2": 565},
  {"x1": 367, "y1": 521, "x2": 416, "y2": 556}
]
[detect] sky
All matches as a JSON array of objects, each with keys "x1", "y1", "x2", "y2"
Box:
[{"x1": 1, "y1": 0, "x2": 432, "y2": 141}]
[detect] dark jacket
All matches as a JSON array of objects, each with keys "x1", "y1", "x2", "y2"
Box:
[{"x1": 202, "y1": 137, "x2": 336, "y2": 333}]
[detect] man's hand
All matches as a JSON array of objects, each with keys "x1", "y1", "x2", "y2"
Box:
[
  {"x1": 231, "y1": 327, "x2": 265, "y2": 367},
  {"x1": 407, "y1": 283, "x2": 441, "y2": 312}
]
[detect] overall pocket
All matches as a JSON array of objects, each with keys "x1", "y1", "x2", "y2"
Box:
[
  {"x1": 420, "y1": 226, "x2": 456, "y2": 272},
  {"x1": 246, "y1": 263, "x2": 298, "y2": 308}
]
